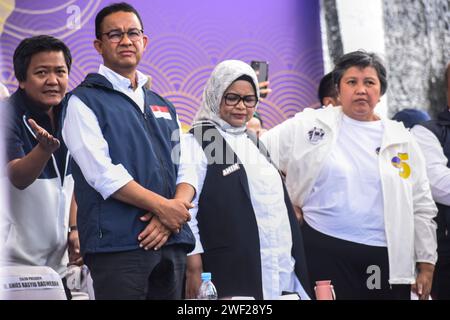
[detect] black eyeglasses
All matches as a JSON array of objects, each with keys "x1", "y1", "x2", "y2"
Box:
[
  {"x1": 101, "y1": 28, "x2": 144, "y2": 43},
  {"x1": 223, "y1": 93, "x2": 258, "y2": 108}
]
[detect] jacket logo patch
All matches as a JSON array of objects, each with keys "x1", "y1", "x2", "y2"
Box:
[
  {"x1": 150, "y1": 105, "x2": 172, "y2": 120},
  {"x1": 222, "y1": 163, "x2": 240, "y2": 176},
  {"x1": 307, "y1": 127, "x2": 325, "y2": 144},
  {"x1": 391, "y1": 153, "x2": 411, "y2": 179}
]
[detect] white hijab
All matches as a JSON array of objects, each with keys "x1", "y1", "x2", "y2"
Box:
[{"x1": 193, "y1": 60, "x2": 260, "y2": 134}]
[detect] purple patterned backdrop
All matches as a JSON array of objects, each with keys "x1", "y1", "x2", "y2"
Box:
[{"x1": 0, "y1": 0, "x2": 323, "y2": 128}]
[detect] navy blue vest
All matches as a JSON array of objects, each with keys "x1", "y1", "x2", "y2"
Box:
[
  {"x1": 190, "y1": 125, "x2": 312, "y2": 299},
  {"x1": 420, "y1": 111, "x2": 450, "y2": 258},
  {"x1": 67, "y1": 73, "x2": 194, "y2": 255}
]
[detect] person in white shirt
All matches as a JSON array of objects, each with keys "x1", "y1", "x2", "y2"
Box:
[
  {"x1": 176, "y1": 60, "x2": 312, "y2": 300},
  {"x1": 1, "y1": 35, "x2": 79, "y2": 299},
  {"x1": 410, "y1": 63, "x2": 450, "y2": 299},
  {"x1": 62, "y1": 3, "x2": 194, "y2": 300},
  {"x1": 262, "y1": 51, "x2": 437, "y2": 300}
]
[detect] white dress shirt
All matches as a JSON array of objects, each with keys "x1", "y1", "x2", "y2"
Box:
[
  {"x1": 177, "y1": 129, "x2": 310, "y2": 300},
  {"x1": 62, "y1": 65, "x2": 148, "y2": 199},
  {"x1": 411, "y1": 123, "x2": 450, "y2": 205}
]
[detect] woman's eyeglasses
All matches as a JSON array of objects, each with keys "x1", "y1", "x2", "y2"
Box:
[{"x1": 223, "y1": 93, "x2": 258, "y2": 108}]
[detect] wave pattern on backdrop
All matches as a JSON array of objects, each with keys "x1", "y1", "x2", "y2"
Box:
[{"x1": 0, "y1": 0, "x2": 323, "y2": 128}]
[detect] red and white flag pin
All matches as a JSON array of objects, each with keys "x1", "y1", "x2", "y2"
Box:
[{"x1": 150, "y1": 105, "x2": 172, "y2": 120}]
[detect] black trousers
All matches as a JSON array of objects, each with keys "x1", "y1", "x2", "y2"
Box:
[
  {"x1": 84, "y1": 245, "x2": 186, "y2": 300},
  {"x1": 302, "y1": 222, "x2": 410, "y2": 300},
  {"x1": 432, "y1": 255, "x2": 450, "y2": 299}
]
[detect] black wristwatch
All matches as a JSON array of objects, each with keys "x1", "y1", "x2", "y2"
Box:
[{"x1": 68, "y1": 225, "x2": 78, "y2": 233}]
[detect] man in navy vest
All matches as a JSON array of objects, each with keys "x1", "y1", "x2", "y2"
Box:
[
  {"x1": 62, "y1": 2, "x2": 195, "y2": 299},
  {"x1": 411, "y1": 63, "x2": 450, "y2": 299}
]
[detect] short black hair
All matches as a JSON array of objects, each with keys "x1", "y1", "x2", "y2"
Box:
[
  {"x1": 95, "y1": 2, "x2": 144, "y2": 39},
  {"x1": 318, "y1": 72, "x2": 337, "y2": 105},
  {"x1": 13, "y1": 35, "x2": 72, "y2": 82},
  {"x1": 333, "y1": 50, "x2": 388, "y2": 96}
]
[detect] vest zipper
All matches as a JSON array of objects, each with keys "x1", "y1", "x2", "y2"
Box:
[
  {"x1": 142, "y1": 113, "x2": 170, "y2": 196},
  {"x1": 100, "y1": 87, "x2": 171, "y2": 196}
]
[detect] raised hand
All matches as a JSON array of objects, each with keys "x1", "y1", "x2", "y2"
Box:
[
  {"x1": 258, "y1": 81, "x2": 272, "y2": 101},
  {"x1": 28, "y1": 118, "x2": 60, "y2": 153}
]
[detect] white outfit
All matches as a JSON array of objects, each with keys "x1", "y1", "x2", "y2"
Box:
[
  {"x1": 302, "y1": 114, "x2": 386, "y2": 246},
  {"x1": 177, "y1": 129, "x2": 310, "y2": 300},
  {"x1": 1, "y1": 118, "x2": 73, "y2": 277},
  {"x1": 410, "y1": 124, "x2": 450, "y2": 205},
  {"x1": 261, "y1": 106, "x2": 438, "y2": 284}
]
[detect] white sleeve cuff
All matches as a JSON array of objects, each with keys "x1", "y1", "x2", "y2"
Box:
[
  {"x1": 96, "y1": 164, "x2": 134, "y2": 199},
  {"x1": 176, "y1": 133, "x2": 207, "y2": 195},
  {"x1": 188, "y1": 239, "x2": 204, "y2": 256}
]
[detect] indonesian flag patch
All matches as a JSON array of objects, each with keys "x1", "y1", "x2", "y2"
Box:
[{"x1": 150, "y1": 105, "x2": 172, "y2": 120}]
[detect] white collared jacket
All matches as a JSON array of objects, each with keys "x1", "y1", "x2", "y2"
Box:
[{"x1": 262, "y1": 106, "x2": 438, "y2": 284}]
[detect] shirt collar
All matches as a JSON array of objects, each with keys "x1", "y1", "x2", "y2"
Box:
[
  {"x1": 12, "y1": 88, "x2": 58, "y2": 134},
  {"x1": 98, "y1": 64, "x2": 148, "y2": 92}
]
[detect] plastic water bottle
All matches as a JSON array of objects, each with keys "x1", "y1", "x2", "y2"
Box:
[{"x1": 197, "y1": 272, "x2": 218, "y2": 300}]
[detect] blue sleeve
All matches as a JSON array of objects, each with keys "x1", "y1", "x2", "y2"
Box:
[{"x1": 4, "y1": 116, "x2": 26, "y2": 162}]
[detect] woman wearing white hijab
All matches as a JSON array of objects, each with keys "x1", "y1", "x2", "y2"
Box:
[{"x1": 176, "y1": 60, "x2": 312, "y2": 300}]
